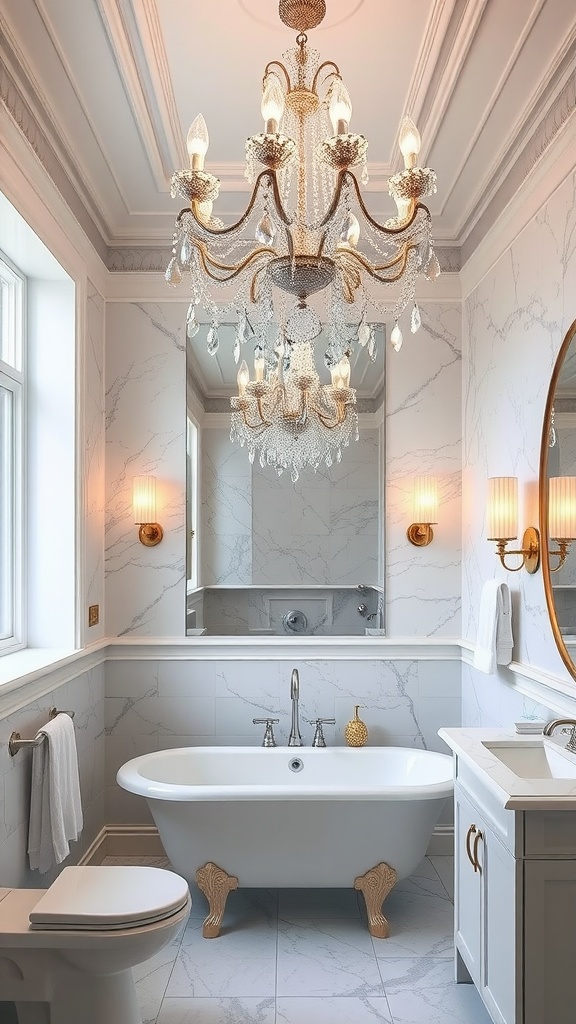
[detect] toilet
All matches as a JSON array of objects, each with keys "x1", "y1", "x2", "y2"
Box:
[{"x1": 0, "y1": 865, "x2": 191, "y2": 1024}]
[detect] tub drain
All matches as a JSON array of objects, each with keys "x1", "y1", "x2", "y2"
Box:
[{"x1": 288, "y1": 757, "x2": 304, "y2": 772}]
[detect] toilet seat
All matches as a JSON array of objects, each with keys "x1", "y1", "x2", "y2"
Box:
[{"x1": 28, "y1": 865, "x2": 190, "y2": 931}]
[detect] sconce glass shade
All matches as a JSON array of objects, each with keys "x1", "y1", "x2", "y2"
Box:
[
  {"x1": 549, "y1": 476, "x2": 576, "y2": 539},
  {"x1": 413, "y1": 476, "x2": 439, "y2": 524},
  {"x1": 486, "y1": 477, "x2": 518, "y2": 540},
  {"x1": 133, "y1": 475, "x2": 157, "y2": 524}
]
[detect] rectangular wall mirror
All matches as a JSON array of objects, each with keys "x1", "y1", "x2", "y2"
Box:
[{"x1": 186, "y1": 323, "x2": 385, "y2": 637}]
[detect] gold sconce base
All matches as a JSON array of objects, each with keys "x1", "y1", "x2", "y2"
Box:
[
  {"x1": 138, "y1": 523, "x2": 163, "y2": 547},
  {"x1": 495, "y1": 526, "x2": 540, "y2": 573},
  {"x1": 407, "y1": 523, "x2": 434, "y2": 547}
]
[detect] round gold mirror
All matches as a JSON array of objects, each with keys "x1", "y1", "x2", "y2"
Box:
[{"x1": 540, "y1": 319, "x2": 576, "y2": 680}]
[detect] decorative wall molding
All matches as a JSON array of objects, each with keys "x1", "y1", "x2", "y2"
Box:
[
  {"x1": 461, "y1": 643, "x2": 576, "y2": 718},
  {"x1": 105, "y1": 637, "x2": 463, "y2": 662},
  {"x1": 0, "y1": 641, "x2": 108, "y2": 719}
]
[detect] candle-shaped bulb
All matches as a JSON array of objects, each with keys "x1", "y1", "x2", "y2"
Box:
[
  {"x1": 398, "y1": 116, "x2": 421, "y2": 169},
  {"x1": 237, "y1": 360, "x2": 250, "y2": 396},
  {"x1": 329, "y1": 79, "x2": 352, "y2": 135},
  {"x1": 186, "y1": 114, "x2": 209, "y2": 169},
  {"x1": 261, "y1": 73, "x2": 285, "y2": 133}
]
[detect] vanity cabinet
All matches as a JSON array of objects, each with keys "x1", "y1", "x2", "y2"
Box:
[{"x1": 454, "y1": 760, "x2": 576, "y2": 1024}]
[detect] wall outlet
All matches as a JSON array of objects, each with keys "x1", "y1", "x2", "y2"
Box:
[{"x1": 88, "y1": 604, "x2": 99, "y2": 627}]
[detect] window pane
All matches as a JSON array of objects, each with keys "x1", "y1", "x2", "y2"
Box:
[{"x1": 0, "y1": 384, "x2": 14, "y2": 640}]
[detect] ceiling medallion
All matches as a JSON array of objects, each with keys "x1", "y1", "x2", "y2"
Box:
[{"x1": 168, "y1": 0, "x2": 439, "y2": 480}]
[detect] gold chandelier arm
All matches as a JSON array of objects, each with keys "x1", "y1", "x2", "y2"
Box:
[
  {"x1": 177, "y1": 169, "x2": 293, "y2": 236},
  {"x1": 194, "y1": 240, "x2": 277, "y2": 283},
  {"x1": 317, "y1": 169, "x2": 429, "y2": 237},
  {"x1": 311, "y1": 60, "x2": 341, "y2": 94},
  {"x1": 549, "y1": 540, "x2": 570, "y2": 572},
  {"x1": 336, "y1": 242, "x2": 419, "y2": 284},
  {"x1": 263, "y1": 60, "x2": 291, "y2": 93}
]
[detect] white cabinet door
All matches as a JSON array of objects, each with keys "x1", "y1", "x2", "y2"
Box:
[
  {"x1": 479, "y1": 822, "x2": 519, "y2": 1024},
  {"x1": 523, "y1": 860, "x2": 576, "y2": 1024},
  {"x1": 454, "y1": 786, "x2": 482, "y2": 982}
]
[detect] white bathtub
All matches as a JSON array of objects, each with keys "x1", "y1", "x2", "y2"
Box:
[{"x1": 117, "y1": 745, "x2": 453, "y2": 889}]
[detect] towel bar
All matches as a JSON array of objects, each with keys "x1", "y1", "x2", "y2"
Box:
[{"x1": 8, "y1": 708, "x2": 75, "y2": 757}]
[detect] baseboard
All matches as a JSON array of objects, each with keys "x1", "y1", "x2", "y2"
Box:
[
  {"x1": 83, "y1": 823, "x2": 454, "y2": 864},
  {"x1": 81, "y1": 825, "x2": 166, "y2": 863}
]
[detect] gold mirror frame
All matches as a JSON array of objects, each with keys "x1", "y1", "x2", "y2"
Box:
[{"x1": 540, "y1": 318, "x2": 576, "y2": 681}]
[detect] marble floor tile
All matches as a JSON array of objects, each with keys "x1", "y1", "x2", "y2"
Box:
[
  {"x1": 369, "y1": 869, "x2": 454, "y2": 958},
  {"x1": 277, "y1": 996, "x2": 394, "y2": 1023},
  {"x1": 166, "y1": 917, "x2": 277, "y2": 998},
  {"x1": 278, "y1": 886, "x2": 362, "y2": 922},
  {"x1": 277, "y1": 919, "x2": 384, "y2": 997},
  {"x1": 429, "y1": 855, "x2": 455, "y2": 899},
  {"x1": 156, "y1": 996, "x2": 276, "y2": 1023},
  {"x1": 378, "y1": 958, "x2": 492, "y2": 1024}
]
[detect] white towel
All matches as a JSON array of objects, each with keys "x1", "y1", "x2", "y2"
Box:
[
  {"x1": 473, "y1": 580, "x2": 514, "y2": 674},
  {"x1": 28, "y1": 714, "x2": 83, "y2": 874}
]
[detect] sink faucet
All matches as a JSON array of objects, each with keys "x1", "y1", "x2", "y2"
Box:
[
  {"x1": 288, "y1": 668, "x2": 303, "y2": 747},
  {"x1": 543, "y1": 719, "x2": 576, "y2": 753}
]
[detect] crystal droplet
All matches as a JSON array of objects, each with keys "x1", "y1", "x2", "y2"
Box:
[
  {"x1": 291, "y1": 467, "x2": 299, "y2": 483},
  {"x1": 239, "y1": 311, "x2": 255, "y2": 344},
  {"x1": 368, "y1": 328, "x2": 377, "y2": 362},
  {"x1": 180, "y1": 236, "x2": 193, "y2": 265},
  {"x1": 207, "y1": 325, "x2": 219, "y2": 355},
  {"x1": 255, "y1": 213, "x2": 276, "y2": 246},
  {"x1": 324, "y1": 349, "x2": 336, "y2": 369},
  {"x1": 248, "y1": 450, "x2": 255, "y2": 464},
  {"x1": 411, "y1": 303, "x2": 422, "y2": 334},
  {"x1": 358, "y1": 317, "x2": 370, "y2": 347},
  {"x1": 165, "y1": 257, "x2": 182, "y2": 286},
  {"x1": 390, "y1": 323, "x2": 403, "y2": 352},
  {"x1": 425, "y1": 252, "x2": 441, "y2": 281},
  {"x1": 233, "y1": 337, "x2": 240, "y2": 364},
  {"x1": 186, "y1": 303, "x2": 199, "y2": 338},
  {"x1": 339, "y1": 211, "x2": 360, "y2": 247},
  {"x1": 325, "y1": 453, "x2": 333, "y2": 468}
]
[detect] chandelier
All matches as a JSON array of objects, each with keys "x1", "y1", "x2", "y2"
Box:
[{"x1": 168, "y1": 0, "x2": 440, "y2": 481}]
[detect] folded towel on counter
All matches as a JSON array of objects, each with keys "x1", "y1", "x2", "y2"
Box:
[
  {"x1": 473, "y1": 580, "x2": 514, "y2": 674},
  {"x1": 28, "y1": 714, "x2": 83, "y2": 874}
]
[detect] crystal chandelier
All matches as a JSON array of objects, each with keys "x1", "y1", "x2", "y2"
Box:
[{"x1": 168, "y1": 0, "x2": 439, "y2": 480}]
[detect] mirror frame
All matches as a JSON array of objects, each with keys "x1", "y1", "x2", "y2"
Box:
[{"x1": 540, "y1": 317, "x2": 576, "y2": 681}]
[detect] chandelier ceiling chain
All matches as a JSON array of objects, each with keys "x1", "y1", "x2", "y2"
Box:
[{"x1": 168, "y1": 0, "x2": 440, "y2": 480}]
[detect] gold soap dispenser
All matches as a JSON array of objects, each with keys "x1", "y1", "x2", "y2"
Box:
[{"x1": 345, "y1": 705, "x2": 368, "y2": 747}]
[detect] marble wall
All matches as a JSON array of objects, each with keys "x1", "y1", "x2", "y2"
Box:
[
  {"x1": 462, "y1": 167, "x2": 576, "y2": 723},
  {"x1": 0, "y1": 662, "x2": 106, "y2": 888},
  {"x1": 104, "y1": 655, "x2": 461, "y2": 825},
  {"x1": 84, "y1": 281, "x2": 106, "y2": 640}
]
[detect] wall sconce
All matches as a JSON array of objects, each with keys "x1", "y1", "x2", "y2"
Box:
[
  {"x1": 407, "y1": 476, "x2": 439, "y2": 546},
  {"x1": 486, "y1": 476, "x2": 540, "y2": 573},
  {"x1": 548, "y1": 476, "x2": 576, "y2": 571},
  {"x1": 133, "y1": 475, "x2": 163, "y2": 546}
]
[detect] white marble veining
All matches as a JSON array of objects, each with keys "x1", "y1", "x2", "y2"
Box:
[
  {"x1": 84, "y1": 281, "x2": 106, "y2": 642},
  {"x1": 105, "y1": 302, "x2": 187, "y2": 635},
  {"x1": 462, "y1": 169, "x2": 576, "y2": 713}
]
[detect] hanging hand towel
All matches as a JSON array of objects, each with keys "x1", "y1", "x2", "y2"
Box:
[
  {"x1": 28, "y1": 714, "x2": 83, "y2": 874},
  {"x1": 473, "y1": 580, "x2": 514, "y2": 674}
]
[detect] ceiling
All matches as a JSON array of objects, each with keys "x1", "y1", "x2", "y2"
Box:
[{"x1": 1, "y1": 0, "x2": 575, "y2": 400}]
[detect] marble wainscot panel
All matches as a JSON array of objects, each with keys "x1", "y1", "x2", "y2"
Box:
[
  {"x1": 0, "y1": 663, "x2": 105, "y2": 888},
  {"x1": 462, "y1": 167, "x2": 576, "y2": 711},
  {"x1": 104, "y1": 657, "x2": 461, "y2": 823},
  {"x1": 385, "y1": 302, "x2": 462, "y2": 637},
  {"x1": 84, "y1": 281, "x2": 106, "y2": 642},
  {"x1": 105, "y1": 302, "x2": 187, "y2": 636}
]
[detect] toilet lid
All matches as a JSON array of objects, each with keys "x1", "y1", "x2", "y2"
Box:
[{"x1": 28, "y1": 866, "x2": 190, "y2": 930}]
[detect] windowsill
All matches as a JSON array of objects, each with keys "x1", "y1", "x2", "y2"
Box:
[{"x1": 0, "y1": 641, "x2": 108, "y2": 691}]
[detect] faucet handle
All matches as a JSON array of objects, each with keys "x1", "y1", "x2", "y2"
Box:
[
  {"x1": 307, "y1": 718, "x2": 336, "y2": 747},
  {"x1": 253, "y1": 718, "x2": 279, "y2": 747}
]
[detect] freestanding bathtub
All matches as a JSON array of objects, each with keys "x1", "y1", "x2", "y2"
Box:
[{"x1": 117, "y1": 744, "x2": 453, "y2": 937}]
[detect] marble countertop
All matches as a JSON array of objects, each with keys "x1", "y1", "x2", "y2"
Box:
[{"x1": 438, "y1": 727, "x2": 576, "y2": 810}]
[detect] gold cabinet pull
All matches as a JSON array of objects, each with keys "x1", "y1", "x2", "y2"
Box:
[
  {"x1": 465, "y1": 823, "x2": 478, "y2": 868},
  {"x1": 472, "y1": 829, "x2": 483, "y2": 873}
]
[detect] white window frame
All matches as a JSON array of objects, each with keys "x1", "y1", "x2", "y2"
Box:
[{"x1": 0, "y1": 253, "x2": 25, "y2": 654}]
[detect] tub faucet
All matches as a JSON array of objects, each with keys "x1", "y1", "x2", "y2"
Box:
[{"x1": 288, "y1": 668, "x2": 303, "y2": 746}]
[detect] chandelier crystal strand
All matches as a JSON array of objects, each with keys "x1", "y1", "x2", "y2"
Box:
[{"x1": 170, "y1": 0, "x2": 439, "y2": 480}]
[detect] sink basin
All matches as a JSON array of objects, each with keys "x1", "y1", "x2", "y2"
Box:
[{"x1": 482, "y1": 740, "x2": 576, "y2": 780}]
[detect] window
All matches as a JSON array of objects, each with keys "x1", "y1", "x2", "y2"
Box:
[{"x1": 0, "y1": 255, "x2": 24, "y2": 653}]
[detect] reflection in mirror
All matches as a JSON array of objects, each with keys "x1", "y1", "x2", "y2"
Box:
[
  {"x1": 186, "y1": 323, "x2": 385, "y2": 637},
  {"x1": 541, "y1": 319, "x2": 576, "y2": 678}
]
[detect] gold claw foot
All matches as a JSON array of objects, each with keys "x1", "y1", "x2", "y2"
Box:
[
  {"x1": 195, "y1": 861, "x2": 239, "y2": 938},
  {"x1": 354, "y1": 861, "x2": 397, "y2": 938}
]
